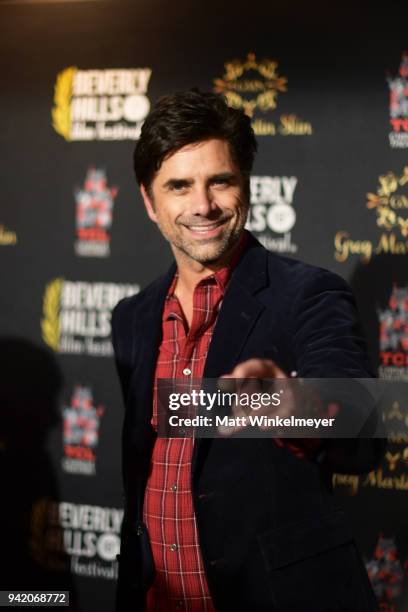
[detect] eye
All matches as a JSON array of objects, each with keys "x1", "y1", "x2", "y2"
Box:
[
  {"x1": 211, "y1": 177, "x2": 230, "y2": 188},
  {"x1": 170, "y1": 181, "x2": 189, "y2": 193}
]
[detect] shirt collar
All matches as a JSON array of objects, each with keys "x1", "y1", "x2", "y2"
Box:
[{"x1": 166, "y1": 230, "x2": 249, "y2": 300}]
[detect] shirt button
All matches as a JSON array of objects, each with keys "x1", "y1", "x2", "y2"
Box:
[
  {"x1": 171, "y1": 484, "x2": 177, "y2": 492},
  {"x1": 176, "y1": 601, "x2": 184, "y2": 608},
  {"x1": 170, "y1": 543, "x2": 178, "y2": 552},
  {"x1": 183, "y1": 367, "x2": 191, "y2": 376}
]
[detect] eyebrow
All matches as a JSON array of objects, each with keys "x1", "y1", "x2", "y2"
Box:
[
  {"x1": 209, "y1": 172, "x2": 238, "y2": 183},
  {"x1": 162, "y1": 172, "x2": 238, "y2": 191},
  {"x1": 162, "y1": 177, "x2": 194, "y2": 190}
]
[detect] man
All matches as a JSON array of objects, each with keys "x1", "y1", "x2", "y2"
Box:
[{"x1": 111, "y1": 89, "x2": 382, "y2": 611}]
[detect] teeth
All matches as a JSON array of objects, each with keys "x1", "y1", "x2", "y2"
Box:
[{"x1": 189, "y1": 224, "x2": 221, "y2": 231}]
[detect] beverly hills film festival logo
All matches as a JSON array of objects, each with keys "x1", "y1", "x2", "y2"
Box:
[
  {"x1": 388, "y1": 52, "x2": 408, "y2": 149},
  {"x1": 61, "y1": 386, "x2": 104, "y2": 476},
  {"x1": 30, "y1": 498, "x2": 122, "y2": 580},
  {"x1": 334, "y1": 167, "x2": 408, "y2": 263},
  {"x1": 246, "y1": 175, "x2": 298, "y2": 253},
  {"x1": 74, "y1": 167, "x2": 118, "y2": 257},
  {"x1": 41, "y1": 279, "x2": 139, "y2": 356},
  {"x1": 378, "y1": 285, "x2": 408, "y2": 380},
  {"x1": 52, "y1": 67, "x2": 152, "y2": 141},
  {"x1": 213, "y1": 52, "x2": 312, "y2": 137}
]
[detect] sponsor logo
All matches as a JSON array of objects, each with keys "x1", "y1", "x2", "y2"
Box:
[
  {"x1": 246, "y1": 175, "x2": 298, "y2": 253},
  {"x1": 333, "y1": 401, "x2": 408, "y2": 494},
  {"x1": 214, "y1": 52, "x2": 312, "y2": 137},
  {"x1": 0, "y1": 224, "x2": 17, "y2": 246},
  {"x1": 366, "y1": 534, "x2": 405, "y2": 611},
  {"x1": 62, "y1": 386, "x2": 104, "y2": 476},
  {"x1": 75, "y1": 167, "x2": 118, "y2": 257},
  {"x1": 41, "y1": 279, "x2": 138, "y2": 356},
  {"x1": 388, "y1": 52, "x2": 408, "y2": 149},
  {"x1": 378, "y1": 285, "x2": 408, "y2": 380},
  {"x1": 334, "y1": 167, "x2": 408, "y2": 262},
  {"x1": 30, "y1": 499, "x2": 122, "y2": 579},
  {"x1": 367, "y1": 168, "x2": 408, "y2": 238},
  {"x1": 52, "y1": 67, "x2": 152, "y2": 141}
]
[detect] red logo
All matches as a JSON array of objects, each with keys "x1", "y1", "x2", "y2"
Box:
[
  {"x1": 74, "y1": 167, "x2": 118, "y2": 257},
  {"x1": 379, "y1": 285, "x2": 408, "y2": 371},
  {"x1": 388, "y1": 52, "x2": 408, "y2": 148},
  {"x1": 62, "y1": 385, "x2": 105, "y2": 475},
  {"x1": 366, "y1": 534, "x2": 404, "y2": 610}
]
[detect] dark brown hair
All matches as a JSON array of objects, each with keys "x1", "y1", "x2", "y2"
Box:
[{"x1": 133, "y1": 88, "x2": 257, "y2": 195}]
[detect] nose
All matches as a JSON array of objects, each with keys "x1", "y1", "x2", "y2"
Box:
[{"x1": 189, "y1": 185, "x2": 217, "y2": 217}]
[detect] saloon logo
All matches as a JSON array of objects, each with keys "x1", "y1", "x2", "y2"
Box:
[
  {"x1": 367, "y1": 168, "x2": 408, "y2": 238},
  {"x1": 62, "y1": 386, "x2": 104, "y2": 476},
  {"x1": 41, "y1": 279, "x2": 139, "y2": 356},
  {"x1": 214, "y1": 52, "x2": 312, "y2": 136},
  {"x1": 333, "y1": 400, "x2": 408, "y2": 495},
  {"x1": 378, "y1": 285, "x2": 408, "y2": 378},
  {"x1": 246, "y1": 175, "x2": 298, "y2": 253},
  {"x1": 52, "y1": 67, "x2": 152, "y2": 141},
  {"x1": 0, "y1": 224, "x2": 17, "y2": 246},
  {"x1": 334, "y1": 167, "x2": 408, "y2": 262},
  {"x1": 75, "y1": 167, "x2": 118, "y2": 257},
  {"x1": 30, "y1": 499, "x2": 122, "y2": 580},
  {"x1": 388, "y1": 52, "x2": 408, "y2": 149}
]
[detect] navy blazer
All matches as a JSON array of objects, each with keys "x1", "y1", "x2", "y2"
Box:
[{"x1": 111, "y1": 233, "x2": 381, "y2": 611}]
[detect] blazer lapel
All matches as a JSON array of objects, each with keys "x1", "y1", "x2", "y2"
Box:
[
  {"x1": 204, "y1": 235, "x2": 268, "y2": 378},
  {"x1": 192, "y1": 236, "x2": 269, "y2": 479},
  {"x1": 130, "y1": 264, "x2": 176, "y2": 433}
]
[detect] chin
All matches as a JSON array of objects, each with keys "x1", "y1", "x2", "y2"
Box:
[{"x1": 188, "y1": 244, "x2": 230, "y2": 265}]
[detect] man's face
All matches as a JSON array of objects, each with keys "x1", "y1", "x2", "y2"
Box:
[{"x1": 141, "y1": 138, "x2": 248, "y2": 266}]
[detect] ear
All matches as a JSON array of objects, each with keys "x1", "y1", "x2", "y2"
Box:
[{"x1": 140, "y1": 184, "x2": 158, "y2": 223}]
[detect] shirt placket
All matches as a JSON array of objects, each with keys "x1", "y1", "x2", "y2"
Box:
[{"x1": 146, "y1": 276, "x2": 225, "y2": 612}]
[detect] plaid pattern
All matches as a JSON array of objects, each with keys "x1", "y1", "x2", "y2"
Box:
[
  {"x1": 141, "y1": 232, "x2": 316, "y2": 610},
  {"x1": 143, "y1": 268, "x2": 230, "y2": 611}
]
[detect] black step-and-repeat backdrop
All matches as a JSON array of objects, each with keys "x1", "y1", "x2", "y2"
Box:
[{"x1": 1, "y1": 1, "x2": 407, "y2": 610}]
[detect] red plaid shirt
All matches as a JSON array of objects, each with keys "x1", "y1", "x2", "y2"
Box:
[
  {"x1": 142, "y1": 235, "x2": 317, "y2": 611},
  {"x1": 143, "y1": 265, "x2": 230, "y2": 611}
]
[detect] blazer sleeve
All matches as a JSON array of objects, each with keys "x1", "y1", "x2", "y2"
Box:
[
  {"x1": 289, "y1": 268, "x2": 385, "y2": 474},
  {"x1": 111, "y1": 297, "x2": 136, "y2": 404},
  {"x1": 291, "y1": 268, "x2": 372, "y2": 378}
]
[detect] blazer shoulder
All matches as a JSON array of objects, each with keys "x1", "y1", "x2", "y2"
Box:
[
  {"x1": 265, "y1": 250, "x2": 352, "y2": 297},
  {"x1": 112, "y1": 272, "x2": 168, "y2": 324},
  {"x1": 110, "y1": 271, "x2": 170, "y2": 361}
]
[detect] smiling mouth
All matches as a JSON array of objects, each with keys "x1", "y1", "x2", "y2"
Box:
[{"x1": 184, "y1": 220, "x2": 228, "y2": 235}]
